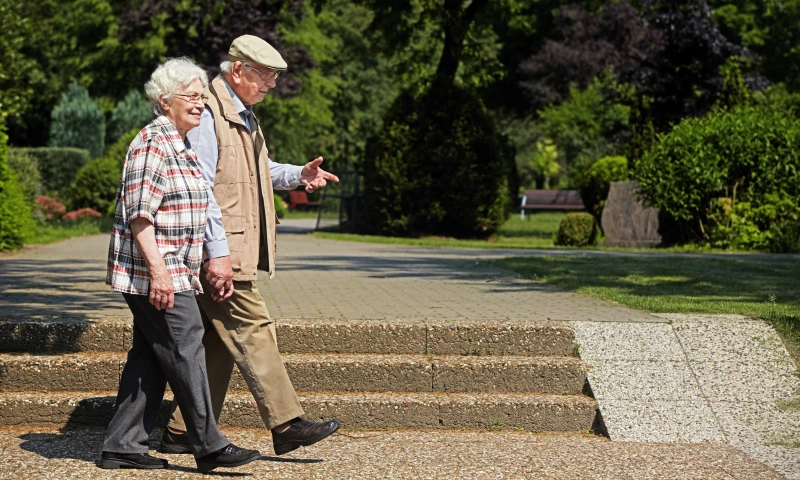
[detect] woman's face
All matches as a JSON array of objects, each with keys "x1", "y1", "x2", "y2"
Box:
[{"x1": 161, "y1": 78, "x2": 205, "y2": 137}]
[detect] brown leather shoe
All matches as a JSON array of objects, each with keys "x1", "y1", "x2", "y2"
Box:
[{"x1": 271, "y1": 417, "x2": 340, "y2": 455}]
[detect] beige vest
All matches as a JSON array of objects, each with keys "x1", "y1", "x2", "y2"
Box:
[{"x1": 205, "y1": 75, "x2": 278, "y2": 280}]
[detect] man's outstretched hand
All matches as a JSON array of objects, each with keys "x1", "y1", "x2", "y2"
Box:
[{"x1": 301, "y1": 157, "x2": 339, "y2": 192}]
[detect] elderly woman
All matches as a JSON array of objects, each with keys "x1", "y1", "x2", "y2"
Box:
[{"x1": 101, "y1": 57, "x2": 260, "y2": 473}]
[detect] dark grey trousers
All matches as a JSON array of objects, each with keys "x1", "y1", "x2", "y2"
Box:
[{"x1": 102, "y1": 291, "x2": 229, "y2": 458}]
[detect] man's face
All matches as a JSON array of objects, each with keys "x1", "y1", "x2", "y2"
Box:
[{"x1": 228, "y1": 61, "x2": 278, "y2": 106}]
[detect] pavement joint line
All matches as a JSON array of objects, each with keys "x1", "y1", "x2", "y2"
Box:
[{"x1": 671, "y1": 320, "x2": 729, "y2": 444}]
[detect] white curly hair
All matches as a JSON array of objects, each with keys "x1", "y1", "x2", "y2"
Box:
[{"x1": 144, "y1": 57, "x2": 209, "y2": 117}]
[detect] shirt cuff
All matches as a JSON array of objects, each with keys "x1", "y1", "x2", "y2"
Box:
[
  {"x1": 289, "y1": 166, "x2": 303, "y2": 187},
  {"x1": 204, "y1": 238, "x2": 231, "y2": 259}
]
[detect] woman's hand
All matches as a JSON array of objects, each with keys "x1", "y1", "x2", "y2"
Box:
[
  {"x1": 130, "y1": 217, "x2": 175, "y2": 310},
  {"x1": 149, "y1": 268, "x2": 175, "y2": 310}
]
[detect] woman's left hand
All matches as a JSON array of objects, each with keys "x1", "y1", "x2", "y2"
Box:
[{"x1": 149, "y1": 269, "x2": 175, "y2": 310}]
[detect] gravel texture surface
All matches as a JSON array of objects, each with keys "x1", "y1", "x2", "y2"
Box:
[{"x1": 0, "y1": 427, "x2": 784, "y2": 480}]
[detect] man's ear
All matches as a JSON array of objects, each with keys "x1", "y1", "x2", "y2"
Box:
[{"x1": 229, "y1": 61, "x2": 244, "y2": 85}]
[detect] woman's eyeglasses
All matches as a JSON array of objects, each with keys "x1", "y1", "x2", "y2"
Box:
[{"x1": 173, "y1": 93, "x2": 209, "y2": 104}]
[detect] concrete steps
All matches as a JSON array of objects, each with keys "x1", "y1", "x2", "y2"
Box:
[
  {"x1": 0, "y1": 318, "x2": 576, "y2": 355},
  {"x1": 0, "y1": 391, "x2": 597, "y2": 431},
  {"x1": 0, "y1": 316, "x2": 597, "y2": 432},
  {"x1": 0, "y1": 352, "x2": 587, "y2": 394}
]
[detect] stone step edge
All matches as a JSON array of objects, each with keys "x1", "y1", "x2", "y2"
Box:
[
  {"x1": 0, "y1": 352, "x2": 588, "y2": 395},
  {"x1": 0, "y1": 319, "x2": 577, "y2": 356},
  {"x1": 0, "y1": 391, "x2": 598, "y2": 432}
]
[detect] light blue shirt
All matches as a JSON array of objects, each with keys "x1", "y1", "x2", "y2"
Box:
[{"x1": 187, "y1": 79, "x2": 304, "y2": 259}]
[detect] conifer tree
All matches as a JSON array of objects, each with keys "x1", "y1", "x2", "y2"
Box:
[
  {"x1": 48, "y1": 82, "x2": 105, "y2": 159},
  {"x1": 719, "y1": 57, "x2": 750, "y2": 109},
  {"x1": 108, "y1": 90, "x2": 151, "y2": 145}
]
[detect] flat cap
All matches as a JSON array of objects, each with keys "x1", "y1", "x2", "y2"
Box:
[{"x1": 228, "y1": 35, "x2": 287, "y2": 70}]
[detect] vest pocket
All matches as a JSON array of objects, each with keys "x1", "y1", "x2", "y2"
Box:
[{"x1": 222, "y1": 215, "x2": 247, "y2": 273}]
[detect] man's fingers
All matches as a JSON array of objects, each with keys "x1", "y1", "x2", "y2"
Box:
[
  {"x1": 321, "y1": 170, "x2": 339, "y2": 182},
  {"x1": 166, "y1": 293, "x2": 174, "y2": 310}
]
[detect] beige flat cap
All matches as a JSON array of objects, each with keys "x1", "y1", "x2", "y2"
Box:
[{"x1": 228, "y1": 34, "x2": 287, "y2": 70}]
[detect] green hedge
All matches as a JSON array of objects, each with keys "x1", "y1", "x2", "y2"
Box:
[
  {"x1": 71, "y1": 157, "x2": 121, "y2": 215},
  {"x1": 636, "y1": 106, "x2": 800, "y2": 250},
  {"x1": 13, "y1": 147, "x2": 89, "y2": 197},
  {"x1": 7, "y1": 149, "x2": 41, "y2": 204},
  {"x1": 0, "y1": 123, "x2": 34, "y2": 250},
  {"x1": 364, "y1": 83, "x2": 514, "y2": 238},
  {"x1": 70, "y1": 128, "x2": 139, "y2": 214},
  {"x1": 555, "y1": 212, "x2": 597, "y2": 247},
  {"x1": 579, "y1": 156, "x2": 629, "y2": 222}
]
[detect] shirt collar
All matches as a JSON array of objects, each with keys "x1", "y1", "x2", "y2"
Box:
[
  {"x1": 153, "y1": 115, "x2": 189, "y2": 154},
  {"x1": 222, "y1": 78, "x2": 253, "y2": 116}
]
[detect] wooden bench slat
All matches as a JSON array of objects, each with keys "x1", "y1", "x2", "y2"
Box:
[{"x1": 519, "y1": 190, "x2": 584, "y2": 219}]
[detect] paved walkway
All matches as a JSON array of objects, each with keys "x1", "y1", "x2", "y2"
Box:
[
  {"x1": 0, "y1": 220, "x2": 798, "y2": 478},
  {"x1": 0, "y1": 428, "x2": 782, "y2": 479}
]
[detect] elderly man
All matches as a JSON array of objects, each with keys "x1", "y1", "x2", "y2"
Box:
[{"x1": 161, "y1": 35, "x2": 340, "y2": 456}]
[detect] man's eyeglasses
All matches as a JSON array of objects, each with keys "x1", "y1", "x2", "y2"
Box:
[
  {"x1": 245, "y1": 63, "x2": 281, "y2": 80},
  {"x1": 173, "y1": 93, "x2": 209, "y2": 103}
]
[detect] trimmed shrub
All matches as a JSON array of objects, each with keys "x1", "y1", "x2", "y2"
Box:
[
  {"x1": 36, "y1": 196, "x2": 66, "y2": 220},
  {"x1": 364, "y1": 83, "x2": 514, "y2": 238},
  {"x1": 580, "y1": 156, "x2": 629, "y2": 222},
  {"x1": 7, "y1": 149, "x2": 41, "y2": 204},
  {"x1": 49, "y1": 82, "x2": 105, "y2": 159},
  {"x1": 71, "y1": 157, "x2": 121, "y2": 215},
  {"x1": 109, "y1": 91, "x2": 151, "y2": 145},
  {"x1": 555, "y1": 212, "x2": 598, "y2": 247},
  {"x1": 63, "y1": 208, "x2": 102, "y2": 221},
  {"x1": 14, "y1": 147, "x2": 90, "y2": 197},
  {"x1": 0, "y1": 123, "x2": 35, "y2": 250},
  {"x1": 105, "y1": 128, "x2": 139, "y2": 167},
  {"x1": 636, "y1": 106, "x2": 800, "y2": 250},
  {"x1": 274, "y1": 194, "x2": 288, "y2": 219}
]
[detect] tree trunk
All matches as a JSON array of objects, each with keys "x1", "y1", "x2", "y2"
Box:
[{"x1": 434, "y1": 0, "x2": 490, "y2": 87}]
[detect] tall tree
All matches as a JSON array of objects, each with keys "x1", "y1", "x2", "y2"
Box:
[
  {"x1": 710, "y1": 0, "x2": 800, "y2": 91},
  {"x1": 519, "y1": 2, "x2": 661, "y2": 108}
]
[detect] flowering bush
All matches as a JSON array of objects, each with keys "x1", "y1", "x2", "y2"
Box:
[
  {"x1": 36, "y1": 195, "x2": 66, "y2": 220},
  {"x1": 62, "y1": 208, "x2": 102, "y2": 221}
]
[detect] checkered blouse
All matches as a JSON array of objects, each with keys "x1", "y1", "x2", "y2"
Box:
[{"x1": 106, "y1": 115, "x2": 209, "y2": 295}]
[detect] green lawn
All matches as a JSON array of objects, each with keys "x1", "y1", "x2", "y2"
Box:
[
  {"x1": 490, "y1": 254, "x2": 800, "y2": 359},
  {"x1": 282, "y1": 210, "x2": 320, "y2": 220},
  {"x1": 314, "y1": 212, "x2": 564, "y2": 249},
  {"x1": 25, "y1": 218, "x2": 114, "y2": 245}
]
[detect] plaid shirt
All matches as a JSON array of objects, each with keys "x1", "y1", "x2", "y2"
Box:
[{"x1": 106, "y1": 115, "x2": 209, "y2": 295}]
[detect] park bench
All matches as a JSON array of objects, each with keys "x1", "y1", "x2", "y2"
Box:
[
  {"x1": 520, "y1": 189, "x2": 585, "y2": 219},
  {"x1": 288, "y1": 190, "x2": 321, "y2": 210}
]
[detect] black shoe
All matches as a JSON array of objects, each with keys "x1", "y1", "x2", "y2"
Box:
[
  {"x1": 196, "y1": 443, "x2": 261, "y2": 473},
  {"x1": 159, "y1": 428, "x2": 193, "y2": 454},
  {"x1": 99, "y1": 451, "x2": 169, "y2": 469},
  {"x1": 271, "y1": 417, "x2": 340, "y2": 455}
]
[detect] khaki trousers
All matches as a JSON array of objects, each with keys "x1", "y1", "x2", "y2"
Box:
[{"x1": 168, "y1": 277, "x2": 304, "y2": 431}]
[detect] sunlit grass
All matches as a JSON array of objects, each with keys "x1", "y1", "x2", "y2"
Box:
[
  {"x1": 491, "y1": 255, "x2": 800, "y2": 363},
  {"x1": 25, "y1": 218, "x2": 114, "y2": 245},
  {"x1": 314, "y1": 212, "x2": 565, "y2": 249}
]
